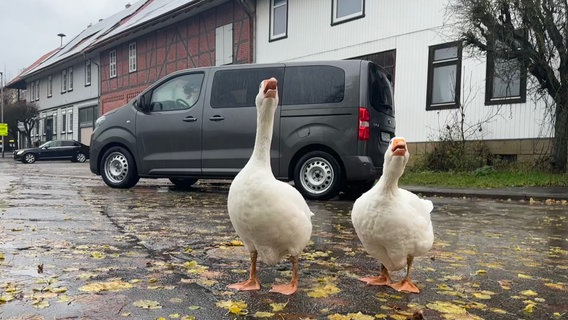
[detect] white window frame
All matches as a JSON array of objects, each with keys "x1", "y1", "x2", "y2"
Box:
[
  {"x1": 61, "y1": 69, "x2": 67, "y2": 93},
  {"x1": 110, "y1": 50, "x2": 117, "y2": 78},
  {"x1": 215, "y1": 24, "x2": 233, "y2": 66},
  {"x1": 68, "y1": 110, "x2": 73, "y2": 133},
  {"x1": 270, "y1": 0, "x2": 287, "y2": 41},
  {"x1": 85, "y1": 59, "x2": 92, "y2": 86},
  {"x1": 52, "y1": 112, "x2": 58, "y2": 138},
  {"x1": 332, "y1": 0, "x2": 365, "y2": 25},
  {"x1": 128, "y1": 42, "x2": 137, "y2": 72},
  {"x1": 62, "y1": 111, "x2": 67, "y2": 133},
  {"x1": 68, "y1": 67, "x2": 73, "y2": 91},
  {"x1": 35, "y1": 80, "x2": 40, "y2": 101},
  {"x1": 47, "y1": 75, "x2": 53, "y2": 97}
]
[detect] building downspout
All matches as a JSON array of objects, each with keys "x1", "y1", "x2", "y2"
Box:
[{"x1": 238, "y1": 0, "x2": 255, "y2": 63}]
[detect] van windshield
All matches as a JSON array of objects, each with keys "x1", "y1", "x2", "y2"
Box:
[{"x1": 368, "y1": 63, "x2": 394, "y2": 116}]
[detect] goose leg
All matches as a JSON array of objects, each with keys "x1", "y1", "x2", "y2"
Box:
[
  {"x1": 359, "y1": 263, "x2": 392, "y2": 286},
  {"x1": 389, "y1": 256, "x2": 420, "y2": 293},
  {"x1": 269, "y1": 255, "x2": 299, "y2": 295},
  {"x1": 228, "y1": 250, "x2": 261, "y2": 291}
]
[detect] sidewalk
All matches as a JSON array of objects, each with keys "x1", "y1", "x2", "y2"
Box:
[{"x1": 403, "y1": 185, "x2": 568, "y2": 201}]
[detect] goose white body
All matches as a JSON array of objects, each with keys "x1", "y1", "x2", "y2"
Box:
[
  {"x1": 351, "y1": 137, "x2": 433, "y2": 293},
  {"x1": 226, "y1": 78, "x2": 312, "y2": 295}
]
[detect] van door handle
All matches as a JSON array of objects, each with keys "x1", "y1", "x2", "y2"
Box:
[
  {"x1": 209, "y1": 115, "x2": 225, "y2": 121},
  {"x1": 183, "y1": 116, "x2": 197, "y2": 122}
]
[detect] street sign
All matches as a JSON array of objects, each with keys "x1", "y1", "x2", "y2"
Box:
[{"x1": 0, "y1": 123, "x2": 7, "y2": 136}]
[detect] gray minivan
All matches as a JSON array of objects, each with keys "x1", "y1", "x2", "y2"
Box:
[{"x1": 89, "y1": 60, "x2": 395, "y2": 200}]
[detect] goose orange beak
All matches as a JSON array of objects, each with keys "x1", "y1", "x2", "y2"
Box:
[
  {"x1": 264, "y1": 77, "x2": 278, "y2": 98},
  {"x1": 391, "y1": 138, "x2": 407, "y2": 156}
]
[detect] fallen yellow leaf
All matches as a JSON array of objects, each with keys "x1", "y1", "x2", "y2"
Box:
[
  {"x1": 132, "y1": 299, "x2": 162, "y2": 309},
  {"x1": 307, "y1": 284, "x2": 341, "y2": 298},
  {"x1": 426, "y1": 301, "x2": 467, "y2": 315},
  {"x1": 270, "y1": 301, "x2": 288, "y2": 312},
  {"x1": 520, "y1": 290, "x2": 538, "y2": 297},
  {"x1": 79, "y1": 280, "x2": 134, "y2": 292},
  {"x1": 545, "y1": 283, "x2": 566, "y2": 291},
  {"x1": 216, "y1": 300, "x2": 248, "y2": 315},
  {"x1": 327, "y1": 312, "x2": 374, "y2": 320},
  {"x1": 253, "y1": 311, "x2": 275, "y2": 318}
]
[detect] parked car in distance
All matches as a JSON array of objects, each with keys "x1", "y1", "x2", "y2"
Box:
[
  {"x1": 90, "y1": 60, "x2": 396, "y2": 200},
  {"x1": 13, "y1": 140, "x2": 90, "y2": 164}
]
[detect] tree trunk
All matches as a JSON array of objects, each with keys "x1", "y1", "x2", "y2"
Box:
[{"x1": 552, "y1": 91, "x2": 568, "y2": 172}]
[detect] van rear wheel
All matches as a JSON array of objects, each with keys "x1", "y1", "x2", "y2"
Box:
[
  {"x1": 101, "y1": 146, "x2": 140, "y2": 188},
  {"x1": 293, "y1": 151, "x2": 342, "y2": 200}
]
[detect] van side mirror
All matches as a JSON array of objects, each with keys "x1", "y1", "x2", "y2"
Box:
[{"x1": 136, "y1": 93, "x2": 152, "y2": 112}]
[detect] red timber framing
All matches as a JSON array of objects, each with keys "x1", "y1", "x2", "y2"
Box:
[{"x1": 99, "y1": 2, "x2": 252, "y2": 114}]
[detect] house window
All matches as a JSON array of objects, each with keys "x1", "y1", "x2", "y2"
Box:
[
  {"x1": 215, "y1": 24, "x2": 233, "y2": 66},
  {"x1": 61, "y1": 69, "x2": 67, "y2": 93},
  {"x1": 85, "y1": 59, "x2": 92, "y2": 86},
  {"x1": 68, "y1": 111, "x2": 73, "y2": 132},
  {"x1": 270, "y1": 0, "x2": 287, "y2": 41},
  {"x1": 68, "y1": 67, "x2": 73, "y2": 91},
  {"x1": 35, "y1": 80, "x2": 40, "y2": 101},
  {"x1": 62, "y1": 112, "x2": 67, "y2": 133},
  {"x1": 48, "y1": 75, "x2": 53, "y2": 97},
  {"x1": 53, "y1": 113, "x2": 57, "y2": 137},
  {"x1": 485, "y1": 36, "x2": 526, "y2": 105},
  {"x1": 332, "y1": 0, "x2": 365, "y2": 25},
  {"x1": 426, "y1": 41, "x2": 462, "y2": 110},
  {"x1": 110, "y1": 50, "x2": 117, "y2": 78},
  {"x1": 129, "y1": 42, "x2": 137, "y2": 72}
]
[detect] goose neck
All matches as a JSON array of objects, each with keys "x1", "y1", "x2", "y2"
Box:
[{"x1": 250, "y1": 105, "x2": 275, "y2": 167}]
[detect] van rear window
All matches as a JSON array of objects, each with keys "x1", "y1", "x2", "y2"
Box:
[
  {"x1": 282, "y1": 66, "x2": 345, "y2": 105},
  {"x1": 211, "y1": 68, "x2": 284, "y2": 108},
  {"x1": 368, "y1": 63, "x2": 394, "y2": 116}
]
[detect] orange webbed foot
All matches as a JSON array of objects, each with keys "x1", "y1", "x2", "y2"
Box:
[
  {"x1": 389, "y1": 278, "x2": 420, "y2": 293},
  {"x1": 269, "y1": 282, "x2": 298, "y2": 295},
  {"x1": 359, "y1": 275, "x2": 391, "y2": 286},
  {"x1": 228, "y1": 278, "x2": 261, "y2": 291}
]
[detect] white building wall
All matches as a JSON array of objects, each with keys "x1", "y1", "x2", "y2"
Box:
[
  {"x1": 26, "y1": 57, "x2": 100, "y2": 144},
  {"x1": 255, "y1": 0, "x2": 552, "y2": 143}
]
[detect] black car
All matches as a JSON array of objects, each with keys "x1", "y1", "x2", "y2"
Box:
[{"x1": 13, "y1": 140, "x2": 90, "y2": 164}]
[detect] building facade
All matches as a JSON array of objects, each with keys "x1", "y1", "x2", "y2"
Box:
[
  {"x1": 255, "y1": 0, "x2": 553, "y2": 162},
  {"x1": 6, "y1": 0, "x2": 254, "y2": 147}
]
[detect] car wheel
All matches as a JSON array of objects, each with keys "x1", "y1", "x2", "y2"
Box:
[
  {"x1": 100, "y1": 146, "x2": 140, "y2": 188},
  {"x1": 169, "y1": 177, "x2": 198, "y2": 189},
  {"x1": 293, "y1": 151, "x2": 342, "y2": 200},
  {"x1": 74, "y1": 152, "x2": 87, "y2": 163},
  {"x1": 23, "y1": 153, "x2": 36, "y2": 164}
]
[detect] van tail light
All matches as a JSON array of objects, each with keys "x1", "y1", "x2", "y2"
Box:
[{"x1": 358, "y1": 107, "x2": 370, "y2": 141}]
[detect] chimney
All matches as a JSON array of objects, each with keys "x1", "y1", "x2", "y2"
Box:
[{"x1": 125, "y1": 3, "x2": 131, "y2": 8}]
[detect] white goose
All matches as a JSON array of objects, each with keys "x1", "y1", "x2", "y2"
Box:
[
  {"x1": 351, "y1": 137, "x2": 433, "y2": 293},
  {"x1": 227, "y1": 77, "x2": 313, "y2": 295}
]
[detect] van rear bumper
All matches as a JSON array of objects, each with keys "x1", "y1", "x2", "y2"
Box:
[{"x1": 342, "y1": 156, "x2": 381, "y2": 182}]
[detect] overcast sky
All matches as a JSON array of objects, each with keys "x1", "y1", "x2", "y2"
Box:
[{"x1": 0, "y1": 0, "x2": 132, "y2": 83}]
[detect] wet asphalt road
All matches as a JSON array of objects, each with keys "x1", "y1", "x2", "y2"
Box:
[{"x1": 0, "y1": 159, "x2": 567, "y2": 320}]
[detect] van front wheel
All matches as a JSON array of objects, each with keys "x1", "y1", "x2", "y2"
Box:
[
  {"x1": 294, "y1": 151, "x2": 342, "y2": 200},
  {"x1": 101, "y1": 146, "x2": 140, "y2": 188}
]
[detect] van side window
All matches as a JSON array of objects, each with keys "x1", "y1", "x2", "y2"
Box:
[
  {"x1": 150, "y1": 73, "x2": 204, "y2": 111},
  {"x1": 368, "y1": 64, "x2": 394, "y2": 116},
  {"x1": 282, "y1": 66, "x2": 345, "y2": 105},
  {"x1": 211, "y1": 68, "x2": 284, "y2": 108}
]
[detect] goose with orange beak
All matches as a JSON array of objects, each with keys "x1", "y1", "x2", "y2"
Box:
[
  {"x1": 351, "y1": 137, "x2": 434, "y2": 293},
  {"x1": 227, "y1": 78, "x2": 313, "y2": 295}
]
